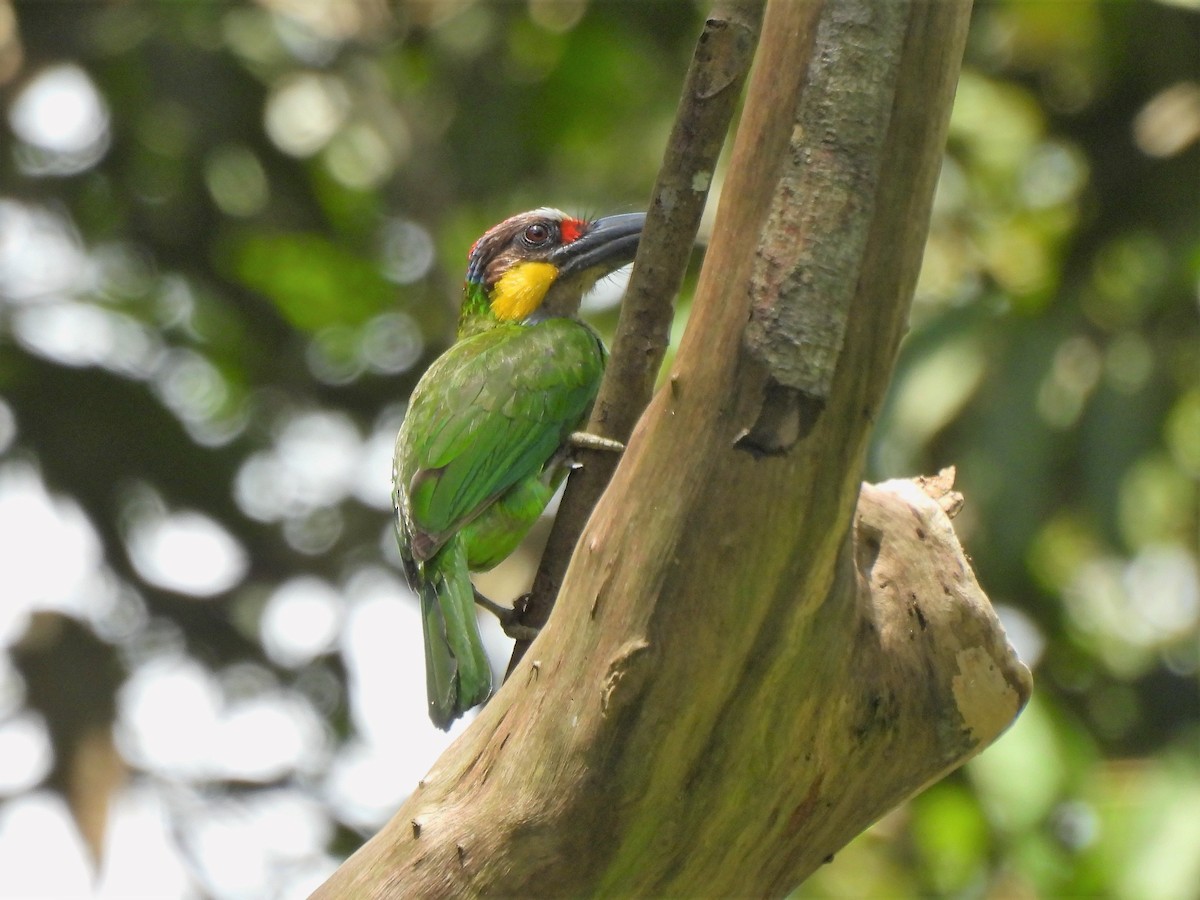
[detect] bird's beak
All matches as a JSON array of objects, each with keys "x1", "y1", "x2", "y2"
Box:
[{"x1": 552, "y1": 212, "x2": 645, "y2": 281}]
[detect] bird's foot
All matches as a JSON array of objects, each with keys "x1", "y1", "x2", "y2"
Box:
[
  {"x1": 473, "y1": 589, "x2": 541, "y2": 641},
  {"x1": 569, "y1": 431, "x2": 625, "y2": 454}
]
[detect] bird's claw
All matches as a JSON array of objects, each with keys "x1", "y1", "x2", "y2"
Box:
[
  {"x1": 569, "y1": 431, "x2": 625, "y2": 454},
  {"x1": 473, "y1": 589, "x2": 541, "y2": 641}
]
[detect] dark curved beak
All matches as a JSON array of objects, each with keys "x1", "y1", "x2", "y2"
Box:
[{"x1": 552, "y1": 212, "x2": 645, "y2": 281}]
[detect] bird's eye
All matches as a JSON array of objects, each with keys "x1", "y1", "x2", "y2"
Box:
[{"x1": 523, "y1": 223, "x2": 551, "y2": 246}]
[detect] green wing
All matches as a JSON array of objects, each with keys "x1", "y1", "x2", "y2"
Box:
[{"x1": 395, "y1": 318, "x2": 604, "y2": 559}]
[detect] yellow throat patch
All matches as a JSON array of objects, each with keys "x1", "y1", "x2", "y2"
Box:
[{"x1": 491, "y1": 262, "x2": 558, "y2": 321}]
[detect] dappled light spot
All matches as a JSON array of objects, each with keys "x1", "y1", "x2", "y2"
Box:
[
  {"x1": 323, "y1": 737, "x2": 418, "y2": 830},
  {"x1": 324, "y1": 120, "x2": 398, "y2": 190},
  {"x1": 204, "y1": 144, "x2": 269, "y2": 217},
  {"x1": 124, "y1": 494, "x2": 248, "y2": 597},
  {"x1": 307, "y1": 324, "x2": 366, "y2": 385},
  {"x1": 1165, "y1": 390, "x2": 1200, "y2": 476},
  {"x1": 234, "y1": 452, "x2": 290, "y2": 523},
  {"x1": 152, "y1": 348, "x2": 247, "y2": 446},
  {"x1": 875, "y1": 337, "x2": 987, "y2": 474},
  {"x1": 12, "y1": 301, "x2": 161, "y2": 375},
  {"x1": 1082, "y1": 233, "x2": 1170, "y2": 330},
  {"x1": 264, "y1": 71, "x2": 347, "y2": 158},
  {"x1": 7, "y1": 63, "x2": 109, "y2": 175},
  {"x1": 118, "y1": 654, "x2": 330, "y2": 783},
  {"x1": 234, "y1": 408, "x2": 364, "y2": 524},
  {"x1": 0, "y1": 201, "x2": 87, "y2": 303},
  {"x1": 0, "y1": 712, "x2": 52, "y2": 793},
  {"x1": 182, "y1": 789, "x2": 334, "y2": 898},
  {"x1": 0, "y1": 397, "x2": 15, "y2": 455},
  {"x1": 1065, "y1": 545, "x2": 1199, "y2": 676},
  {"x1": 994, "y1": 604, "x2": 1045, "y2": 670},
  {"x1": 362, "y1": 311, "x2": 424, "y2": 374},
  {"x1": 304, "y1": 313, "x2": 426, "y2": 385},
  {"x1": 1104, "y1": 332, "x2": 1154, "y2": 396},
  {"x1": 379, "y1": 219, "x2": 434, "y2": 285},
  {"x1": 351, "y1": 407, "x2": 405, "y2": 511},
  {"x1": 211, "y1": 693, "x2": 329, "y2": 782},
  {"x1": 1018, "y1": 140, "x2": 1088, "y2": 211},
  {"x1": 0, "y1": 463, "x2": 104, "y2": 643},
  {"x1": 1133, "y1": 81, "x2": 1200, "y2": 158},
  {"x1": 1124, "y1": 546, "x2": 1200, "y2": 639},
  {"x1": 260, "y1": 576, "x2": 344, "y2": 668},
  {"x1": 1118, "y1": 457, "x2": 1195, "y2": 553},
  {"x1": 117, "y1": 656, "x2": 222, "y2": 778},
  {"x1": 282, "y1": 505, "x2": 344, "y2": 555},
  {"x1": 0, "y1": 794, "x2": 94, "y2": 896},
  {"x1": 91, "y1": 241, "x2": 157, "y2": 302},
  {"x1": 324, "y1": 566, "x2": 462, "y2": 827},
  {"x1": 1036, "y1": 335, "x2": 1102, "y2": 430}
]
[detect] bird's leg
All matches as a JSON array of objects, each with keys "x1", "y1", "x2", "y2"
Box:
[
  {"x1": 569, "y1": 431, "x2": 625, "y2": 454},
  {"x1": 473, "y1": 588, "x2": 540, "y2": 641},
  {"x1": 540, "y1": 432, "x2": 626, "y2": 481}
]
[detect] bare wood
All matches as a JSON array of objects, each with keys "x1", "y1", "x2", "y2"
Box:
[
  {"x1": 314, "y1": 0, "x2": 1031, "y2": 896},
  {"x1": 507, "y1": 0, "x2": 764, "y2": 674}
]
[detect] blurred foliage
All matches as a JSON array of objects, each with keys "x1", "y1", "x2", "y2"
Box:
[{"x1": 0, "y1": 0, "x2": 1197, "y2": 897}]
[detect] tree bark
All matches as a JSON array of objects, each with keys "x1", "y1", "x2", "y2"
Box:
[
  {"x1": 509, "y1": 0, "x2": 764, "y2": 674},
  {"x1": 315, "y1": 0, "x2": 1031, "y2": 896}
]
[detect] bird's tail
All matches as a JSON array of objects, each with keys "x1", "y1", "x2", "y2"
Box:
[{"x1": 418, "y1": 536, "x2": 492, "y2": 729}]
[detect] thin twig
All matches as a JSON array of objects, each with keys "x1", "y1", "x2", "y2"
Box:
[{"x1": 506, "y1": 0, "x2": 764, "y2": 677}]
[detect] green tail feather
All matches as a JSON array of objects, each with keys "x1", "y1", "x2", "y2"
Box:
[{"x1": 420, "y1": 536, "x2": 492, "y2": 729}]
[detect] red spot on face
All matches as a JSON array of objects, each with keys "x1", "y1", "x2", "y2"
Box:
[{"x1": 560, "y1": 218, "x2": 587, "y2": 244}]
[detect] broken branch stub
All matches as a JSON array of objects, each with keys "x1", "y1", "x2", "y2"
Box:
[{"x1": 855, "y1": 472, "x2": 1031, "y2": 771}]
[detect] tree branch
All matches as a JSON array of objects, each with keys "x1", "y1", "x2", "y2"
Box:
[
  {"x1": 507, "y1": 0, "x2": 764, "y2": 674},
  {"x1": 315, "y1": 1, "x2": 1030, "y2": 896}
]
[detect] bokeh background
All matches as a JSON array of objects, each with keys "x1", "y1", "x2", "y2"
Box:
[{"x1": 0, "y1": 1, "x2": 1197, "y2": 897}]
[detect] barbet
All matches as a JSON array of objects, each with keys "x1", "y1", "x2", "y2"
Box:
[{"x1": 393, "y1": 208, "x2": 644, "y2": 728}]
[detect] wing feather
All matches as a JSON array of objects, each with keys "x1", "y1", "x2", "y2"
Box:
[{"x1": 395, "y1": 319, "x2": 604, "y2": 558}]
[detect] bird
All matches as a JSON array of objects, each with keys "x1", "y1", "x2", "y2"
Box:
[{"x1": 393, "y1": 208, "x2": 645, "y2": 729}]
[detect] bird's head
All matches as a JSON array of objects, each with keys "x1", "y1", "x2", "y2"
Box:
[{"x1": 461, "y1": 208, "x2": 644, "y2": 328}]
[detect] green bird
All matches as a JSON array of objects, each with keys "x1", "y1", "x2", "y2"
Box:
[{"x1": 393, "y1": 208, "x2": 645, "y2": 729}]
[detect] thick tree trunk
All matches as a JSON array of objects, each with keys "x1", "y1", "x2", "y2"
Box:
[{"x1": 315, "y1": 0, "x2": 1030, "y2": 896}]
